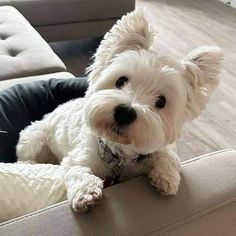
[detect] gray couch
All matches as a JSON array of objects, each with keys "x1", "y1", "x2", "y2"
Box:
[
  {"x1": 0, "y1": 149, "x2": 235, "y2": 236},
  {"x1": 0, "y1": 6, "x2": 235, "y2": 236},
  {"x1": 0, "y1": 0, "x2": 135, "y2": 41},
  {"x1": 0, "y1": 6, "x2": 73, "y2": 82}
]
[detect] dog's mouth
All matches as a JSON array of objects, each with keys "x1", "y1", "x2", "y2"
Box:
[
  {"x1": 111, "y1": 123, "x2": 126, "y2": 136},
  {"x1": 97, "y1": 123, "x2": 131, "y2": 145}
]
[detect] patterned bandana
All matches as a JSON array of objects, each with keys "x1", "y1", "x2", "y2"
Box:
[{"x1": 98, "y1": 138, "x2": 152, "y2": 187}]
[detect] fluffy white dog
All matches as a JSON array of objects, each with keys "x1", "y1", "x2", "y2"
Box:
[{"x1": 16, "y1": 10, "x2": 223, "y2": 212}]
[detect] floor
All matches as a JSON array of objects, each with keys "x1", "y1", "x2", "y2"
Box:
[{"x1": 51, "y1": 0, "x2": 236, "y2": 161}]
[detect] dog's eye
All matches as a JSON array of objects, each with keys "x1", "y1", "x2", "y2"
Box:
[
  {"x1": 116, "y1": 76, "x2": 128, "y2": 88},
  {"x1": 155, "y1": 96, "x2": 166, "y2": 109}
]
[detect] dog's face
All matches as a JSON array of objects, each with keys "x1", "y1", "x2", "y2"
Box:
[
  {"x1": 84, "y1": 51, "x2": 188, "y2": 154},
  {"x1": 83, "y1": 10, "x2": 223, "y2": 155}
]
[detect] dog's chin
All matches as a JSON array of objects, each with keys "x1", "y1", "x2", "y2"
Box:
[
  {"x1": 106, "y1": 132, "x2": 131, "y2": 145},
  {"x1": 94, "y1": 127, "x2": 131, "y2": 145},
  {"x1": 91, "y1": 121, "x2": 166, "y2": 153}
]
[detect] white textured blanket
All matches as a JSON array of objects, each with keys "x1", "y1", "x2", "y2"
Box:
[{"x1": 0, "y1": 163, "x2": 67, "y2": 222}]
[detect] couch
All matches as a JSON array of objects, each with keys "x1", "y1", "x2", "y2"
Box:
[
  {"x1": 0, "y1": 149, "x2": 235, "y2": 236},
  {"x1": 0, "y1": 6, "x2": 74, "y2": 82},
  {"x1": 0, "y1": 6, "x2": 235, "y2": 236},
  {"x1": 0, "y1": 0, "x2": 136, "y2": 41}
]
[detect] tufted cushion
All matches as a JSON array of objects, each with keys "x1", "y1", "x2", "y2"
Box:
[{"x1": 0, "y1": 6, "x2": 66, "y2": 81}]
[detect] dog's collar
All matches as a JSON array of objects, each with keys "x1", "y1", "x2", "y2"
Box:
[{"x1": 98, "y1": 138, "x2": 152, "y2": 187}]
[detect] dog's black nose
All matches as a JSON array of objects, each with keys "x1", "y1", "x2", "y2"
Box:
[{"x1": 114, "y1": 104, "x2": 137, "y2": 126}]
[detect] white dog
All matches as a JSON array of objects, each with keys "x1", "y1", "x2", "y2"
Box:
[{"x1": 16, "y1": 10, "x2": 223, "y2": 212}]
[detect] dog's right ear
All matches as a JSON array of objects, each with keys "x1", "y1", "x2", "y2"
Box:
[{"x1": 87, "y1": 9, "x2": 154, "y2": 83}]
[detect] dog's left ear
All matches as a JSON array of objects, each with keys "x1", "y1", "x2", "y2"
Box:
[
  {"x1": 87, "y1": 9, "x2": 154, "y2": 83},
  {"x1": 182, "y1": 46, "x2": 223, "y2": 121}
]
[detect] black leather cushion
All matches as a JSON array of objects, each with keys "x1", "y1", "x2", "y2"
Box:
[{"x1": 0, "y1": 78, "x2": 88, "y2": 163}]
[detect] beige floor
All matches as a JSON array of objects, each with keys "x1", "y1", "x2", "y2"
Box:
[{"x1": 51, "y1": 0, "x2": 236, "y2": 161}]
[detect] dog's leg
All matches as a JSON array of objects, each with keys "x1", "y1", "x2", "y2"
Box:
[
  {"x1": 61, "y1": 143, "x2": 105, "y2": 212},
  {"x1": 64, "y1": 166, "x2": 103, "y2": 212},
  {"x1": 16, "y1": 120, "x2": 55, "y2": 163},
  {"x1": 147, "y1": 149, "x2": 181, "y2": 195}
]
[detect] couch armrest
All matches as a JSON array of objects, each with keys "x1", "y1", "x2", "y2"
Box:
[{"x1": 0, "y1": 149, "x2": 235, "y2": 236}]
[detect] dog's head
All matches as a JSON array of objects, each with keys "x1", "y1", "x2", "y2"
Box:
[{"x1": 83, "y1": 10, "x2": 223, "y2": 154}]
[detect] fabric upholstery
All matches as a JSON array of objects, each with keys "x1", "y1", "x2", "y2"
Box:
[
  {"x1": 37, "y1": 20, "x2": 118, "y2": 42},
  {"x1": 0, "y1": 0, "x2": 135, "y2": 41},
  {"x1": 0, "y1": 6, "x2": 66, "y2": 80},
  {"x1": 0, "y1": 0, "x2": 135, "y2": 27},
  {"x1": 0, "y1": 149, "x2": 235, "y2": 235}
]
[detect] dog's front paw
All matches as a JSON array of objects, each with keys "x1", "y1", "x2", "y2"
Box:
[
  {"x1": 148, "y1": 169, "x2": 180, "y2": 195},
  {"x1": 71, "y1": 178, "x2": 103, "y2": 212}
]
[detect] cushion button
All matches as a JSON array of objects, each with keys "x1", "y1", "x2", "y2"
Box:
[
  {"x1": 8, "y1": 49, "x2": 19, "y2": 57},
  {"x1": 0, "y1": 35, "x2": 8, "y2": 40}
]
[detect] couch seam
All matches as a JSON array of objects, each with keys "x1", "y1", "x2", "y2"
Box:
[
  {"x1": 145, "y1": 196, "x2": 236, "y2": 236},
  {"x1": 181, "y1": 149, "x2": 234, "y2": 165},
  {"x1": 34, "y1": 17, "x2": 119, "y2": 28},
  {"x1": 0, "y1": 200, "x2": 69, "y2": 227}
]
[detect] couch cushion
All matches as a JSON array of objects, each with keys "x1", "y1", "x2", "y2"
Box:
[
  {"x1": 0, "y1": 0, "x2": 135, "y2": 27},
  {"x1": 0, "y1": 6, "x2": 66, "y2": 81},
  {"x1": 0, "y1": 149, "x2": 235, "y2": 235}
]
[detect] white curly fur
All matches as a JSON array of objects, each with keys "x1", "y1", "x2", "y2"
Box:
[{"x1": 16, "y1": 9, "x2": 223, "y2": 212}]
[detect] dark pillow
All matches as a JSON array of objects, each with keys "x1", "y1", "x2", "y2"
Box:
[{"x1": 0, "y1": 77, "x2": 88, "y2": 163}]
